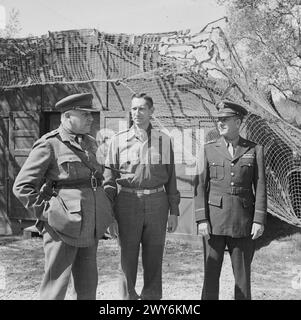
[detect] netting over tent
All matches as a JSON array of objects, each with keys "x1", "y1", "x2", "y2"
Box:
[{"x1": 0, "y1": 21, "x2": 300, "y2": 227}]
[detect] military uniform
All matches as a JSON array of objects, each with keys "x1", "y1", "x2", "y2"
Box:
[
  {"x1": 13, "y1": 93, "x2": 114, "y2": 299},
  {"x1": 195, "y1": 101, "x2": 267, "y2": 300},
  {"x1": 103, "y1": 124, "x2": 180, "y2": 300}
]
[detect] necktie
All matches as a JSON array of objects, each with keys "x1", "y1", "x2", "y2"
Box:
[
  {"x1": 228, "y1": 142, "x2": 234, "y2": 158},
  {"x1": 75, "y1": 134, "x2": 83, "y2": 145}
]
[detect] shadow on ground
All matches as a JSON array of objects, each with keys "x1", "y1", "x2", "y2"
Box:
[{"x1": 256, "y1": 213, "x2": 301, "y2": 250}]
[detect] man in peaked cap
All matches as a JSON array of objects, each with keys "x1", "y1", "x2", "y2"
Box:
[
  {"x1": 13, "y1": 93, "x2": 115, "y2": 300},
  {"x1": 195, "y1": 100, "x2": 267, "y2": 300}
]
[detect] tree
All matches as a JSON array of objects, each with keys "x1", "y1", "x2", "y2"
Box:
[
  {"x1": 0, "y1": 8, "x2": 21, "y2": 38},
  {"x1": 218, "y1": 0, "x2": 301, "y2": 106}
]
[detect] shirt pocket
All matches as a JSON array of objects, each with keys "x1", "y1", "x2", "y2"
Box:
[
  {"x1": 57, "y1": 154, "x2": 82, "y2": 178},
  {"x1": 209, "y1": 159, "x2": 225, "y2": 180}
]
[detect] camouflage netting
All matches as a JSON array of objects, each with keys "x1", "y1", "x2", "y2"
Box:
[{"x1": 0, "y1": 21, "x2": 300, "y2": 227}]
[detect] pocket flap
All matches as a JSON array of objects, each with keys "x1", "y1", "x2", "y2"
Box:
[
  {"x1": 63, "y1": 199, "x2": 81, "y2": 212},
  {"x1": 240, "y1": 159, "x2": 254, "y2": 167},
  {"x1": 58, "y1": 154, "x2": 81, "y2": 164},
  {"x1": 208, "y1": 194, "x2": 222, "y2": 207},
  {"x1": 209, "y1": 159, "x2": 224, "y2": 167}
]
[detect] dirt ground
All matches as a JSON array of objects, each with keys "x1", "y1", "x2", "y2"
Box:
[{"x1": 0, "y1": 215, "x2": 301, "y2": 300}]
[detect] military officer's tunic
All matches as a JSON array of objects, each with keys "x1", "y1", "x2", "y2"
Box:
[
  {"x1": 13, "y1": 125, "x2": 114, "y2": 299},
  {"x1": 195, "y1": 136, "x2": 267, "y2": 299}
]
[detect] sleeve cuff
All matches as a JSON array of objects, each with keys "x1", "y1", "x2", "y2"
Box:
[
  {"x1": 254, "y1": 209, "x2": 267, "y2": 225},
  {"x1": 195, "y1": 208, "x2": 206, "y2": 222},
  {"x1": 170, "y1": 206, "x2": 180, "y2": 216}
]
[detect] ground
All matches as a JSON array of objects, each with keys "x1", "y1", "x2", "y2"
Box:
[{"x1": 0, "y1": 214, "x2": 301, "y2": 300}]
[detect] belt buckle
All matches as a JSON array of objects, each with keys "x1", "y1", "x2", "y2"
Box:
[
  {"x1": 91, "y1": 175, "x2": 98, "y2": 191},
  {"x1": 136, "y1": 189, "x2": 144, "y2": 196}
]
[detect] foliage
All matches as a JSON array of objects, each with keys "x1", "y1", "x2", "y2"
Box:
[
  {"x1": 218, "y1": 0, "x2": 301, "y2": 106},
  {"x1": 0, "y1": 8, "x2": 21, "y2": 38}
]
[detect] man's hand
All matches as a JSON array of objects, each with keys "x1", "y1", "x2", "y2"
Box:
[
  {"x1": 108, "y1": 219, "x2": 119, "y2": 239},
  {"x1": 198, "y1": 221, "x2": 210, "y2": 237},
  {"x1": 251, "y1": 222, "x2": 264, "y2": 240},
  {"x1": 167, "y1": 215, "x2": 178, "y2": 233}
]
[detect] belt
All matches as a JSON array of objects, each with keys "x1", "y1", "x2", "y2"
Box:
[
  {"x1": 212, "y1": 187, "x2": 252, "y2": 195},
  {"x1": 53, "y1": 178, "x2": 103, "y2": 190},
  {"x1": 120, "y1": 186, "x2": 164, "y2": 195}
]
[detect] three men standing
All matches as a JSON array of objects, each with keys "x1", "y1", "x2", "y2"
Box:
[
  {"x1": 13, "y1": 93, "x2": 114, "y2": 300},
  {"x1": 12, "y1": 91, "x2": 266, "y2": 300},
  {"x1": 103, "y1": 93, "x2": 180, "y2": 300},
  {"x1": 195, "y1": 101, "x2": 267, "y2": 300}
]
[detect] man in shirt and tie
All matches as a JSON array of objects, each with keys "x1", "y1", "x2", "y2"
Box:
[
  {"x1": 13, "y1": 93, "x2": 114, "y2": 299},
  {"x1": 103, "y1": 93, "x2": 180, "y2": 300},
  {"x1": 195, "y1": 100, "x2": 267, "y2": 300}
]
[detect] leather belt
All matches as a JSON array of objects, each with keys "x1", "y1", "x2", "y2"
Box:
[
  {"x1": 120, "y1": 186, "x2": 164, "y2": 195},
  {"x1": 212, "y1": 187, "x2": 252, "y2": 195},
  {"x1": 53, "y1": 178, "x2": 102, "y2": 190}
]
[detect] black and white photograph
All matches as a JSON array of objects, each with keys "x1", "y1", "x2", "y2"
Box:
[{"x1": 0, "y1": 0, "x2": 301, "y2": 306}]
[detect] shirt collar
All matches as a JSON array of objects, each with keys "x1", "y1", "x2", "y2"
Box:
[
  {"x1": 58, "y1": 124, "x2": 77, "y2": 142},
  {"x1": 127, "y1": 123, "x2": 153, "y2": 141},
  {"x1": 223, "y1": 135, "x2": 240, "y2": 148}
]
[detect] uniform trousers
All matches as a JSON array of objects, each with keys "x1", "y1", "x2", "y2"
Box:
[
  {"x1": 39, "y1": 232, "x2": 98, "y2": 300},
  {"x1": 115, "y1": 190, "x2": 169, "y2": 300},
  {"x1": 202, "y1": 234, "x2": 255, "y2": 300}
]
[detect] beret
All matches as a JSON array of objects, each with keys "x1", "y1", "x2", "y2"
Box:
[
  {"x1": 215, "y1": 100, "x2": 248, "y2": 117},
  {"x1": 55, "y1": 93, "x2": 93, "y2": 112}
]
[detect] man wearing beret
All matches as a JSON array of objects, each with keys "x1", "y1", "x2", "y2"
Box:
[
  {"x1": 13, "y1": 93, "x2": 114, "y2": 300},
  {"x1": 195, "y1": 100, "x2": 267, "y2": 300}
]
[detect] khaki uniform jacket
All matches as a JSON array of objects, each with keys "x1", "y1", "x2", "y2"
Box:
[
  {"x1": 195, "y1": 136, "x2": 267, "y2": 238},
  {"x1": 103, "y1": 124, "x2": 180, "y2": 216},
  {"x1": 13, "y1": 125, "x2": 114, "y2": 247}
]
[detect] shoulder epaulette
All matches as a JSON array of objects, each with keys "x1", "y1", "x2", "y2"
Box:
[
  {"x1": 205, "y1": 139, "x2": 217, "y2": 145},
  {"x1": 241, "y1": 138, "x2": 256, "y2": 147},
  {"x1": 114, "y1": 129, "x2": 129, "y2": 137},
  {"x1": 43, "y1": 129, "x2": 59, "y2": 140}
]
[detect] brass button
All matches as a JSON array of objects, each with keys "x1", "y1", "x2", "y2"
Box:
[
  {"x1": 230, "y1": 182, "x2": 235, "y2": 186},
  {"x1": 231, "y1": 172, "x2": 234, "y2": 176},
  {"x1": 231, "y1": 163, "x2": 234, "y2": 166}
]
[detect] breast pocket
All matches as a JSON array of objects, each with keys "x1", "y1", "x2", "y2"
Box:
[
  {"x1": 240, "y1": 159, "x2": 254, "y2": 178},
  {"x1": 209, "y1": 159, "x2": 225, "y2": 180},
  {"x1": 57, "y1": 154, "x2": 82, "y2": 178}
]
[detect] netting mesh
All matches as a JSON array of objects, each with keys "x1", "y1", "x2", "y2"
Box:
[{"x1": 0, "y1": 22, "x2": 300, "y2": 227}]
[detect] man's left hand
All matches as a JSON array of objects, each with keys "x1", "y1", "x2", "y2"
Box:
[
  {"x1": 251, "y1": 222, "x2": 264, "y2": 240},
  {"x1": 167, "y1": 215, "x2": 178, "y2": 233}
]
